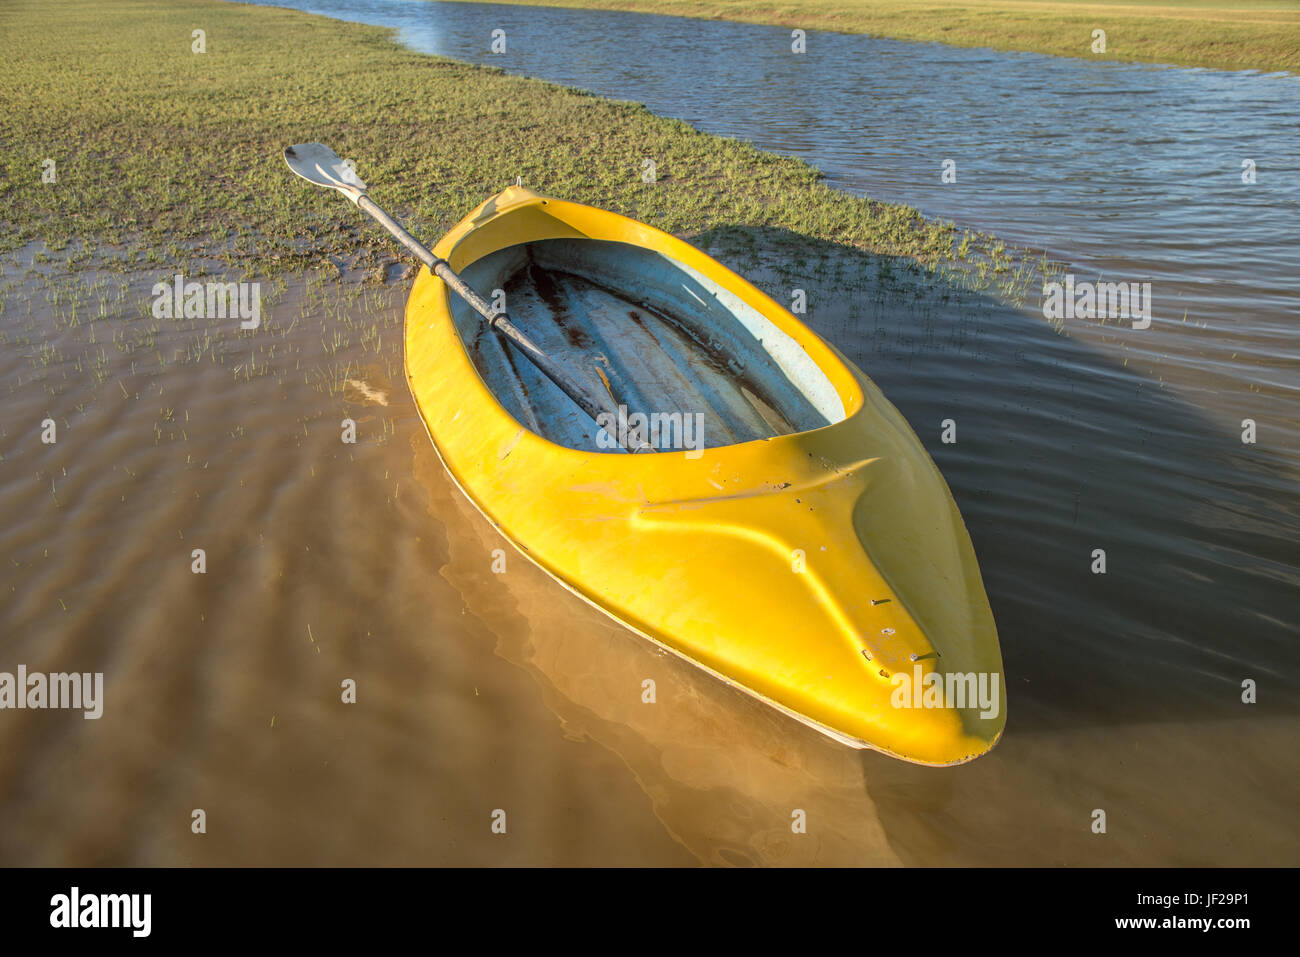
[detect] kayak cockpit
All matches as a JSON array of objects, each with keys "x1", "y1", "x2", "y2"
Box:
[{"x1": 449, "y1": 238, "x2": 846, "y2": 453}]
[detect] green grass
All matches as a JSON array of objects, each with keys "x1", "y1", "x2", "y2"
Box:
[
  {"x1": 0, "y1": 0, "x2": 1037, "y2": 296},
  {"x1": 435, "y1": 0, "x2": 1300, "y2": 74}
]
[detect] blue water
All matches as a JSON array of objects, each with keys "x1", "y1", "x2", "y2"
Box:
[{"x1": 247, "y1": 0, "x2": 1300, "y2": 345}]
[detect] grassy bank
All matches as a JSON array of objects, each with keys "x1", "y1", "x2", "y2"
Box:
[
  {"x1": 0, "y1": 0, "x2": 1041, "y2": 300},
  {"x1": 437, "y1": 0, "x2": 1300, "y2": 75}
]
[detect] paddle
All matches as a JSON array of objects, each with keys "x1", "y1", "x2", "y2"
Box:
[{"x1": 282, "y1": 143, "x2": 652, "y2": 453}]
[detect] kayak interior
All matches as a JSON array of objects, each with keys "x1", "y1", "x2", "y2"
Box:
[{"x1": 448, "y1": 238, "x2": 846, "y2": 452}]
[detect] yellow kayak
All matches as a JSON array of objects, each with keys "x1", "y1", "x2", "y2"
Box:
[{"x1": 404, "y1": 186, "x2": 1006, "y2": 765}]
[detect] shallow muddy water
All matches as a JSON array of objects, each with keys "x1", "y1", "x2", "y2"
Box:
[{"x1": 1, "y1": 228, "x2": 1295, "y2": 864}]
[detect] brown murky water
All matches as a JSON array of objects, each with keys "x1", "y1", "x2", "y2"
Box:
[{"x1": 1, "y1": 232, "x2": 1295, "y2": 865}]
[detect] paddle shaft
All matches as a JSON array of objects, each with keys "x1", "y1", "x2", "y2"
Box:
[{"x1": 354, "y1": 195, "x2": 651, "y2": 454}]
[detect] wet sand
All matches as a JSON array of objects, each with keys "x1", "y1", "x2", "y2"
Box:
[{"x1": 0, "y1": 235, "x2": 1295, "y2": 865}]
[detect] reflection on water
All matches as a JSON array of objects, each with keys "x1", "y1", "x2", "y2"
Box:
[{"x1": 419, "y1": 430, "x2": 902, "y2": 866}]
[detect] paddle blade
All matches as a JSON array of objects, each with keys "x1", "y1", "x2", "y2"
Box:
[{"x1": 283, "y1": 143, "x2": 367, "y2": 201}]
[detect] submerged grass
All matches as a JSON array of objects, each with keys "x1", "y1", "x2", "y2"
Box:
[
  {"x1": 0, "y1": 0, "x2": 1036, "y2": 299},
  {"x1": 434, "y1": 0, "x2": 1300, "y2": 75}
]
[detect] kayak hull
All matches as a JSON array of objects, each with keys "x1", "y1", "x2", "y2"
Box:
[{"x1": 404, "y1": 187, "x2": 1006, "y2": 765}]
